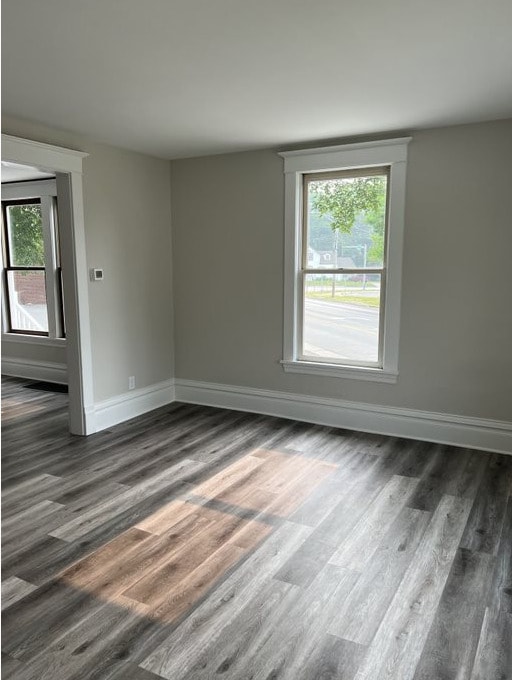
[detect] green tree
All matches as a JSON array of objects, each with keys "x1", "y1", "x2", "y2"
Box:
[
  {"x1": 7, "y1": 204, "x2": 44, "y2": 266},
  {"x1": 365, "y1": 190, "x2": 386, "y2": 264}
]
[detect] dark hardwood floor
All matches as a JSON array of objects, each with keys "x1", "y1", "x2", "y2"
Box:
[{"x1": 1, "y1": 376, "x2": 511, "y2": 680}]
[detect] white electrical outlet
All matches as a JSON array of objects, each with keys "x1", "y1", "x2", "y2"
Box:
[{"x1": 128, "y1": 376, "x2": 135, "y2": 390}]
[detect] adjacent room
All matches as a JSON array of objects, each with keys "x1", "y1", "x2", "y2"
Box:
[{"x1": 1, "y1": 1, "x2": 511, "y2": 679}]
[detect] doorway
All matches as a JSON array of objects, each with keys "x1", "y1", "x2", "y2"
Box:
[{"x1": 2, "y1": 134, "x2": 94, "y2": 435}]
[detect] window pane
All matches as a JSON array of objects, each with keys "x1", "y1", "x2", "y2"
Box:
[
  {"x1": 303, "y1": 273, "x2": 381, "y2": 363},
  {"x1": 6, "y1": 203, "x2": 44, "y2": 266},
  {"x1": 307, "y1": 173, "x2": 387, "y2": 269},
  {"x1": 7, "y1": 270, "x2": 49, "y2": 333}
]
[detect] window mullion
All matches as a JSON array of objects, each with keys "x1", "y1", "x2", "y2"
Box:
[{"x1": 304, "y1": 268, "x2": 384, "y2": 275}]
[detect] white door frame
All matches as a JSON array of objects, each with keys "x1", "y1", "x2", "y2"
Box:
[{"x1": 2, "y1": 134, "x2": 95, "y2": 435}]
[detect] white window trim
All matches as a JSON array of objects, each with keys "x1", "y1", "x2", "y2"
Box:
[
  {"x1": 1, "y1": 333, "x2": 66, "y2": 348},
  {"x1": 279, "y1": 137, "x2": 411, "y2": 383}
]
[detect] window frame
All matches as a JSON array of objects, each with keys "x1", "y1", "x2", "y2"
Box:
[
  {"x1": 279, "y1": 138, "x2": 411, "y2": 383},
  {"x1": 1, "y1": 179, "x2": 65, "y2": 340}
]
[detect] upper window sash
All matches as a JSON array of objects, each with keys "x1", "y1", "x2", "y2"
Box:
[{"x1": 301, "y1": 165, "x2": 390, "y2": 273}]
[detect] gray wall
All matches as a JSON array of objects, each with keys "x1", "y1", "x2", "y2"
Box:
[
  {"x1": 3, "y1": 117, "x2": 510, "y2": 422},
  {"x1": 2, "y1": 339, "x2": 66, "y2": 371},
  {"x1": 170, "y1": 119, "x2": 512, "y2": 422},
  {"x1": 2, "y1": 116, "x2": 174, "y2": 402}
]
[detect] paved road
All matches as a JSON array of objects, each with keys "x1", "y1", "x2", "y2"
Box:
[{"x1": 303, "y1": 298, "x2": 379, "y2": 362}]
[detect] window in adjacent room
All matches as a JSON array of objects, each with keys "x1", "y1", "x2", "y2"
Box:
[
  {"x1": 1, "y1": 180, "x2": 65, "y2": 338},
  {"x1": 279, "y1": 138, "x2": 410, "y2": 383}
]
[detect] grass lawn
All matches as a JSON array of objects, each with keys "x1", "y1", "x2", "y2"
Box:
[{"x1": 306, "y1": 291, "x2": 380, "y2": 308}]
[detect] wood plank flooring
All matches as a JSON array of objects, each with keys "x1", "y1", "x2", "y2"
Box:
[{"x1": 2, "y1": 376, "x2": 511, "y2": 680}]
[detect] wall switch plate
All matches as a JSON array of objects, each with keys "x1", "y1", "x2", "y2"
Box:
[{"x1": 128, "y1": 376, "x2": 135, "y2": 390}]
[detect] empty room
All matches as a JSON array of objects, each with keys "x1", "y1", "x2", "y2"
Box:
[{"x1": 1, "y1": 1, "x2": 511, "y2": 679}]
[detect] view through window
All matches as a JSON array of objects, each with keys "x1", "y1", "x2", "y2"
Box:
[
  {"x1": 302, "y1": 167, "x2": 388, "y2": 366},
  {"x1": 2, "y1": 182, "x2": 64, "y2": 337},
  {"x1": 3, "y1": 200, "x2": 49, "y2": 333}
]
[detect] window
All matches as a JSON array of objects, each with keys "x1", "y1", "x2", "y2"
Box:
[
  {"x1": 279, "y1": 138, "x2": 410, "y2": 383},
  {"x1": 2, "y1": 180, "x2": 65, "y2": 338}
]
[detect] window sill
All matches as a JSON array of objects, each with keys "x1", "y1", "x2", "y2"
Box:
[
  {"x1": 280, "y1": 359, "x2": 398, "y2": 383},
  {"x1": 2, "y1": 333, "x2": 66, "y2": 348}
]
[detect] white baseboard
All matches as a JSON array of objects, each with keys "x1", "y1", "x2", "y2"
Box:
[
  {"x1": 42, "y1": 373, "x2": 511, "y2": 453},
  {"x1": 93, "y1": 379, "x2": 175, "y2": 432},
  {"x1": 174, "y1": 379, "x2": 512, "y2": 455},
  {"x1": 1, "y1": 357, "x2": 67, "y2": 384}
]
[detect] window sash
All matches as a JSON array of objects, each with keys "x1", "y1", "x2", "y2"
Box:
[
  {"x1": 297, "y1": 270, "x2": 386, "y2": 368},
  {"x1": 1, "y1": 191, "x2": 64, "y2": 338},
  {"x1": 302, "y1": 167, "x2": 390, "y2": 271},
  {"x1": 4, "y1": 267, "x2": 48, "y2": 335},
  {"x1": 299, "y1": 168, "x2": 389, "y2": 368},
  {"x1": 2, "y1": 198, "x2": 42, "y2": 268}
]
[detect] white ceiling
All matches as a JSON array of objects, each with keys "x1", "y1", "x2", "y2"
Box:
[{"x1": 2, "y1": 0, "x2": 512, "y2": 160}]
